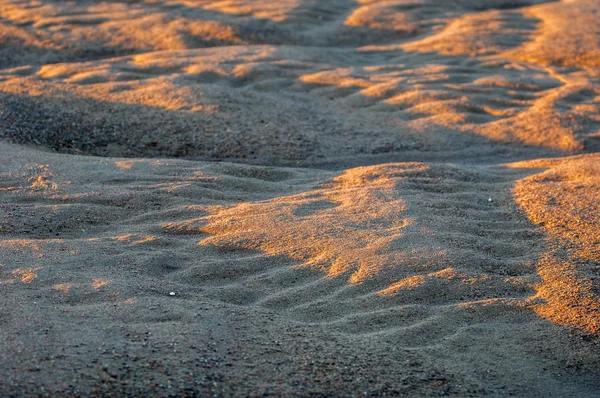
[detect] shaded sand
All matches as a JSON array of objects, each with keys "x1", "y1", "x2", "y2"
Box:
[{"x1": 1, "y1": 0, "x2": 600, "y2": 396}]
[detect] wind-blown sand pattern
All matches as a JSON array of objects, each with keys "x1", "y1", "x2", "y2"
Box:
[{"x1": 1, "y1": 0, "x2": 599, "y2": 396}]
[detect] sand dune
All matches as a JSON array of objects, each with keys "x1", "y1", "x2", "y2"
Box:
[{"x1": 1, "y1": 0, "x2": 600, "y2": 396}]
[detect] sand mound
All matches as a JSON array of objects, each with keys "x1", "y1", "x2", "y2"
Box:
[
  {"x1": 161, "y1": 162, "x2": 546, "y2": 356},
  {"x1": 508, "y1": 0, "x2": 600, "y2": 68},
  {"x1": 512, "y1": 154, "x2": 600, "y2": 334},
  {"x1": 400, "y1": 9, "x2": 538, "y2": 57}
]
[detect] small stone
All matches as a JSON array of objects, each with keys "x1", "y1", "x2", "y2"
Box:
[{"x1": 169, "y1": 292, "x2": 176, "y2": 296}]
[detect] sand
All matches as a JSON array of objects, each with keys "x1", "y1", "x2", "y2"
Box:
[{"x1": 1, "y1": 0, "x2": 599, "y2": 396}]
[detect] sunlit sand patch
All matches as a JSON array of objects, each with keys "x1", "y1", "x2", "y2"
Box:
[
  {"x1": 299, "y1": 57, "x2": 600, "y2": 151},
  {"x1": 194, "y1": 164, "x2": 426, "y2": 284},
  {"x1": 91, "y1": 279, "x2": 109, "y2": 291},
  {"x1": 114, "y1": 234, "x2": 157, "y2": 244},
  {"x1": 400, "y1": 9, "x2": 537, "y2": 57},
  {"x1": 168, "y1": 163, "x2": 541, "y2": 306},
  {"x1": 507, "y1": 0, "x2": 600, "y2": 68},
  {"x1": 344, "y1": 1, "x2": 420, "y2": 32},
  {"x1": 379, "y1": 267, "x2": 490, "y2": 296},
  {"x1": 53, "y1": 283, "x2": 73, "y2": 293},
  {"x1": 0, "y1": 266, "x2": 41, "y2": 285},
  {"x1": 0, "y1": 0, "x2": 251, "y2": 68},
  {"x1": 88, "y1": 234, "x2": 157, "y2": 245},
  {"x1": 1, "y1": 262, "x2": 41, "y2": 285},
  {"x1": 27, "y1": 164, "x2": 58, "y2": 191},
  {"x1": 5, "y1": 59, "x2": 224, "y2": 111},
  {"x1": 198, "y1": 0, "x2": 321, "y2": 23},
  {"x1": 0, "y1": 239, "x2": 70, "y2": 266},
  {"x1": 52, "y1": 279, "x2": 111, "y2": 293},
  {"x1": 512, "y1": 154, "x2": 600, "y2": 334},
  {"x1": 0, "y1": 165, "x2": 61, "y2": 193},
  {"x1": 0, "y1": 239, "x2": 42, "y2": 252},
  {"x1": 114, "y1": 160, "x2": 146, "y2": 170},
  {"x1": 342, "y1": 0, "x2": 544, "y2": 41},
  {"x1": 154, "y1": 160, "x2": 556, "y2": 352}
]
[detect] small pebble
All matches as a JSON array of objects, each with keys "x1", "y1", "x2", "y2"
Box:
[{"x1": 169, "y1": 292, "x2": 176, "y2": 296}]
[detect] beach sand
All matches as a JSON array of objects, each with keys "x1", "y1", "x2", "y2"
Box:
[{"x1": 1, "y1": 0, "x2": 599, "y2": 396}]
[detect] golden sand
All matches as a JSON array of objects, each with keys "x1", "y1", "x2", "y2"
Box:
[{"x1": 1, "y1": 0, "x2": 599, "y2": 396}]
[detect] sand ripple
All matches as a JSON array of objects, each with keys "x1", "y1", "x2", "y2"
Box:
[{"x1": 1, "y1": 0, "x2": 600, "y2": 396}]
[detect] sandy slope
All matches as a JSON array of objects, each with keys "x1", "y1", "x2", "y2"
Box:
[
  {"x1": 512, "y1": 155, "x2": 600, "y2": 335},
  {"x1": 1, "y1": 0, "x2": 600, "y2": 396},
  {"x1": 1, "y1": 143, "x2": 599, "y2": 396}
]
